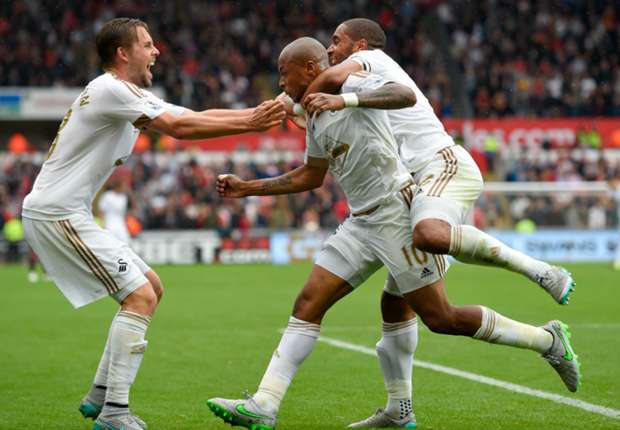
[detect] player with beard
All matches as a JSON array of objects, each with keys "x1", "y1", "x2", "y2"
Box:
[
  {"x1": 207, "y1": 36, "x2": 579, "y2": 430},
  {"x1": 295, "y1": 18, "x2": 579, "y2": 428}
]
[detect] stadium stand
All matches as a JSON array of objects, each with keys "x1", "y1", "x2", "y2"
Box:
[
  {"x1": 1, "y1": 1, "x2": 619, "y2": 240},
  {"x1": 1, "y1": 1, "x2": 618, "y2": 116}
]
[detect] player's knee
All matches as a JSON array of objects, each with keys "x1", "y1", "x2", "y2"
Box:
[
  {"x1": 147, "y1": 272, "x2": 164, "y2": 302},
  {"x1": 381, "y1": 292, "x2": 415, "y2": 322},
  {"x1": 292, "y1": 287, "x2": 315, "y2": 317},
  {"x1": 124, "y1": 283, "x2": 159, "y2": 315},
  {"x1": 413, "y1": 221, "x2": 436, "y2": 251},
  {"x1": 292, "y1": 281, "x2": 324, "y2": 323},
  {"x1": 413, "y1": 219, "x2": 451, "y2": 254},
  {"x1": 140, "y1": 285, "x2": 159, "y2": 311}
]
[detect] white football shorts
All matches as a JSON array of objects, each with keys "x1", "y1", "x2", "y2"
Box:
[
  {"x1": 23, "y1": 214, "x2": 151, "y2": 308},
  {"x1": 380, "y1": 145, "x2": 483, "y2": 297},
  {"x1": 410, "y1": 144, "x2": 484, "y2": 229},
  {"x1": 315, "y1": 186, "x2": 448, "y2": 295}
]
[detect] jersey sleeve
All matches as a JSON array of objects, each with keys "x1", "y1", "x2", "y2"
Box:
[
  {"x1": 304, "y1": 118, "x2": 328, "y2": 167},
  {"x1": 348, "y1": 51, "x2": 373, "y2": 72},
  {"x1": 102, "y1": 80, "x2": 184, "y2": 127},
  {"x1": 341, "y1": 72, "x2": 390, "y2": 94}
]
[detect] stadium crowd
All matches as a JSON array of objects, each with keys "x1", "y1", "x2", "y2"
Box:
[
  {"x1": 1, "y1": 0, "x2": 619, "y2": 237},
  {"x1": 441, "y1": 1, "x2": 620, "y2": 117},
  {"x1": 1, "y1": 149, "x2": 618, "y2": 234},
  {"x1": 1, "y1": 1, "x2": 619, "y2": 117}
]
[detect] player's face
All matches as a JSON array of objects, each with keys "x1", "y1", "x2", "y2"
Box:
[
  {"x1": 126, "y1": 26, "x2": 159, "y2": 88},
  {"x1": 278, "y1": 60, "x2": 314, "y2": 102},
  {"x1": 327, "y1": 24, "x2": 356, "y2": 66}
]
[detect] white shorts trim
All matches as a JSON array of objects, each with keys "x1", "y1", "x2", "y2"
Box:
[{"x1": 411, "y1": 145, "x2": 483, "y2": 229}]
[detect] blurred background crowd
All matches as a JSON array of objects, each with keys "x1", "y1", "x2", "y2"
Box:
[
  {"x1": 2, "y1": 149, "x2": 618, "y2": 234},
  {"x1": 2, "y1": 0, "x2": 619, "y2": 116},
  {"x1": 1, "y1": 0, "x2": 619, "y2": 240}
]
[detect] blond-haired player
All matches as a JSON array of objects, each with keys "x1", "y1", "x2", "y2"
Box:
[{"x1": 22, "y1": 18, "x2": 284, "y2": 430}]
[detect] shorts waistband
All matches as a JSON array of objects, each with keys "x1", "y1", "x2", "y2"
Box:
[{"x1": 352, "y1": 181, "x2": 414, "y2": 217}]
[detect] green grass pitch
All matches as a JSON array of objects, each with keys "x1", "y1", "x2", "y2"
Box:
[{"x1": 1, "y1": 262, "x2": 619, "y2": 430}]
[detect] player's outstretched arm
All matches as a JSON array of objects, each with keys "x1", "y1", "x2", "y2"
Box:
[
  {"x1": 149, "y1": 100, "x2": 285, "y2": 139},
  {"x1": 301, "y1": 60, "x2": 363, "y2": 107},
  {"x1": 305, "y1": 83, "x2": 416, "y2": 115},
  {"x1": 200, "y1": 99, "x2": 276, "y2": 118},
  {"x1": 217, "y1": 163, "x2": 327, "y2": 198}
]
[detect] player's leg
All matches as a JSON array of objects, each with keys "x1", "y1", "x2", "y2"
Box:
[
  {"x1": 208, "y1": 222, "x2": 382, "y2": 429},
  {"x1": 85, "y1": 252, "x2": 161, "y2": 429},
  {"x1": 23, "y1": 216, "x2": 158, "y2": 429},
  {"x1": 208, "y1": 264, "x2": 355, "y2": 430},
  {"x1": 27, "y1": 247, "x2": 39, "y2": 283},
  {"x1": 144, "y1": 270, "x2": 164, "y2": 302},
  {"x1": 87, "y1": 283, "x2": 156, "y2": 430},
  {"x1": 411, "y1": 146, "x2": 574, "y2": 304},
  {"x1": 401, "y1": 279, "x2": 580, "y2": 392},
  {"x1": 349, "y1": 283, "x2": 418, "y2": 429}
]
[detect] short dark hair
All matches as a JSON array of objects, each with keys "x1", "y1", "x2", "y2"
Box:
[
  {"x1": 341, "y1": 18, "x2": 386, "y2": 50},
  {"x1": 96, "y1": 18, "x2": 149, "y2": 69}
]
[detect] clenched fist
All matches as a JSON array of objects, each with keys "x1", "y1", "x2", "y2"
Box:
[{"x1": 216, "y1": 174, "x2": 246, "y2": 198}]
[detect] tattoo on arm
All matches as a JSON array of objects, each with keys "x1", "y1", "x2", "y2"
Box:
[
  {"x1": 260, "y1": 176, "x2": 293, "y2": 192},
  {"x1": 357, "y1": 83, "x2": 416, "y2": 110}
]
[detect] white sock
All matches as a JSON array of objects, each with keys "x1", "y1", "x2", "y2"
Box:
[
  {"x1": 87, "y1": 311, "x2": 121, "y2": 405},
  {"x1": 253, "y1": 316, "x2": 320, "y2": 414},
  {"x1": 473, "y1": 306, "x2": 552, "y2": 353},
  {"x1": 104, "y1": 310, "x2": 150, "y2": 410},
  {"x1": 376, "y1": 319, "x2": 417, "y2": 420},
  {"x1": 450, "y1": 225, "x2": 550, "y2": 282},
  {"x1": 86, "y1": 330, "x2": 113, "y2": 405}
]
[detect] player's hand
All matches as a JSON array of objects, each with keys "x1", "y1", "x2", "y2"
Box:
[
  {"x1": 249, "y1": 100, "x2": 286, "y2": 131},
  {"x1": 216, "y1": 174, "x2": 246, "y2": 198},
  {"x1": 276, "y1": 92, "x2": 295, "y2": 116},
  {"x1": 276, "y1": 92, "x2": 307, "y2": 130},
  {"x1": 304, "y1": 92, "x2": 345, "y2": 115}
]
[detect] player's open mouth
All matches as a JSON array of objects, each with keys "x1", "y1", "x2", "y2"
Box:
[{"x1": 147, "y1": 60, "x2": 155, "y2": 72}]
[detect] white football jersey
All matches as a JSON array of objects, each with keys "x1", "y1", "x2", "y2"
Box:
[
  {"x1": 348, "y1": 49, "x2": 454, "y2": 173},
  {"x1": 22, "y1": 73, "x2": 184, "y2": 220},
  {"x1": 305, "y1": 72, "x2": 411, "y2": 215},
  {"x1": 98, "y1": 190, "x2": 130, "y2": 244}
]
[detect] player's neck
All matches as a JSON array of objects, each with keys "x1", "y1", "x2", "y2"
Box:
[{"x1": 105, "y1": 67, "x2": 140, "y2": 87}]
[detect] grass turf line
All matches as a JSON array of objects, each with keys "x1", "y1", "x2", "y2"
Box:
[{"x1": 1, "y1": 262, "x2": 618, "y2": 429}]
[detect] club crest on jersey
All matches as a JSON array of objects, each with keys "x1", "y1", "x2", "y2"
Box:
[
  {"x1": 331, "y1": 143, "x2": 350, "y2": 158},
  {"x1": 117, "y1": 258, "x2": 128, "y2": 273}
]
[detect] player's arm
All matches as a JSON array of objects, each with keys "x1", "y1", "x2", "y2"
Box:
[
  {"x1": 147, "y1": 100, "x2": 285, "y2": 139},
  {"x1": 199, "y1": 108, "x2": 253, "y2": 117},
  {"x1": 216, "y1": 160, "x2": 328, "y2": 198},
  {"x1": 304, "y1": 82, "x2": 416, "y2": 115},
  {"x1": 301, "y1": 60, "x2": 363, "y2": 107}
]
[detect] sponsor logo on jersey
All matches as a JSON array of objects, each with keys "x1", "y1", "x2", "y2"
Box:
[{"x1": 421, "y1": 267, "x2": 434, "y2": 278}]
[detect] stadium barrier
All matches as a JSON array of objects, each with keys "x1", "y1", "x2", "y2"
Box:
[
  {"x1": 2, "y1": 228, "x2": 617, "y2": 265},
  {"x1": 127, "y1": 228, "x2": 620, "y2": 264}
]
